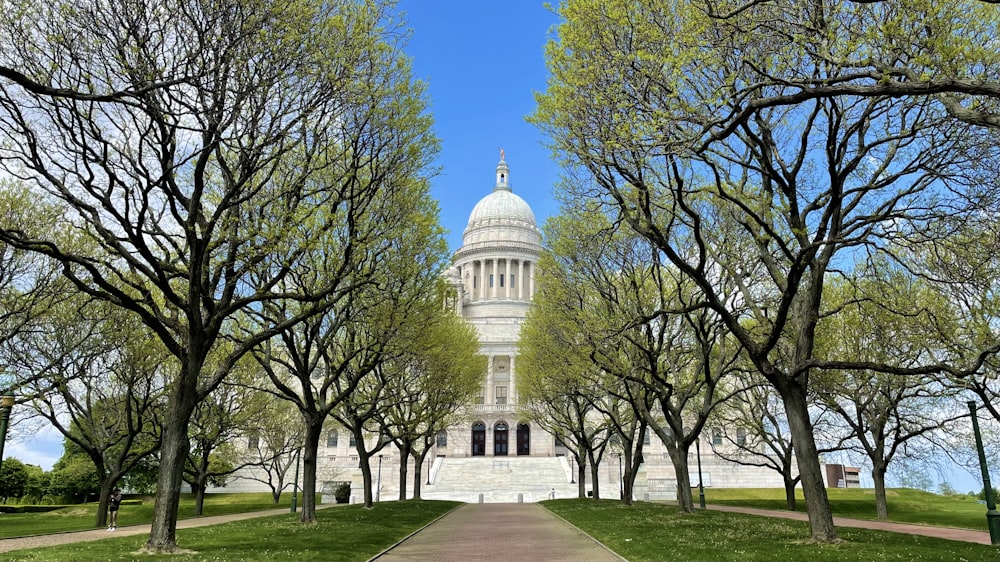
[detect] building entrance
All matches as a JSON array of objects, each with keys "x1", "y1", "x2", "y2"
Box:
[
  {"x1": 494, "y1": 422, "x2": 508, "y2": 456},
  {"x1": 472, "y1": 423, "x2": 486, "y2": 456},
  {"x1": 516, "y1": 423, "x2": 530, "y2": 455}
]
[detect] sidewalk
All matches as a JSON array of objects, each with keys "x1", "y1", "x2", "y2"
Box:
[
  {"x1": 703, "y1": 503, "x2": 993, "y2": 545},
  {"x1": 0, "y1": 505, "x2": 338, "y2": 554},
  {"x1": 370, "y1": 503, "x2": 626, "y2": 562}
]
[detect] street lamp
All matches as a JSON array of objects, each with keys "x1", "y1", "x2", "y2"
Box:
[
  {"x1": 968, "y1": 400, "x2": 1000, "y2": 544},
  {"x1": 696, "y1": 438, "x2": 706, "y2": 509},
  {"x1": 617, "y1": 453, "x2": 624, "y2": 500},
  {"x1": 0, "y1": 389, "x2": 14, "y2": 464},
  {"x1": 290, "y1": 447, "x2": 301, "y2": 513},
  {"x1": 376, "y1": 454, "x2": 384, "y2": 503}
]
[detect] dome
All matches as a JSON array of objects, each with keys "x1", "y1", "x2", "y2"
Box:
[{"x1": 461, "y1": 157, "x2": 541, "y2": 248}]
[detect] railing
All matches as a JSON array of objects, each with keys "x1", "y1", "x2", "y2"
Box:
[{"x1": 473, "y1": 404, "x2": 519, "y2": 413}]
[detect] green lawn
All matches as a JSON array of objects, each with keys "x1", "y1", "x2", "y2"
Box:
[
  {"x1": 5, "y1": 500, "x2": 459, "y2": 562},
  {"x1": 544, "y1": 498, "x2": 999, "y2": 562},
  {"x1": 0, "y1": 493, "x2": 320, "y2": 539},
  {"x1": 702, "y1": 487, "x2": 991, "y2": 530}
]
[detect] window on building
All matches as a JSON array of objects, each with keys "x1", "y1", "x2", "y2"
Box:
[
  {"x1": 436, "y1": 430, "x2": 448, "y2": 447},
  {"x1": 489, "y1": 274, "x2": 494, "y2": 288},
  {"x1": 327, "y1": 431, "x2": 338, "y2": 448},
  {"x1": 499, "y1": 274, "x2": 505, "y2": 287},
  {"x1": 495, "y1": 385, "x2": 507, "y2": 405},
  {"x1": 510, "y1": 274, "x2": 516, "y2": 289},
  {"x1": 736, "y1": 428, "x2": 747, "y2": 446},
  {"x1": 247, "y1": 433, "x2": 259, "y2": 451},
  {"x1": 349, "y1": 433, "x2": 357, "y2": 447},
  {"x1": 643, "y1": 432, "x2": 651, "y2": 445},
  {"x1": 712, "y1": 427, "x2": 723, "y2": 446},
  {"x1": 473, "y1": 276, "x2": 477, "y2": 288},
  {"x1": 476, "y1": 387, "x2": 485, "y2": 404}
]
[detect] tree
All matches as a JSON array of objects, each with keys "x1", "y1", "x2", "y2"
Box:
[
  {"x1": 11, "y1": 297, "x2": 165, "y2": 527},
  {"x1": 236, "y1": 398, "x2": 303, "y2": 506},
  {"x1": 533, "y1": 0, "x2": 1000, "y2": 541},
  {"x1": 0, "y1": 0, "x2": 437, "y2": 551},
  {"x1": 377, "y1": 303, "x2": 483, "y2": 500},
  {"x1": 48, "y1": 448, "x2": 100, "y2": 502},
  {"x1": 814, "y1": 273, "x2": 966, "y2": 520},
  {"x1": 0, "y1": 458, "x2": 29, "y2": 502}
]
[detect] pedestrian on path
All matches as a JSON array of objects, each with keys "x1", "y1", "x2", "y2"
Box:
[{"x1": 107, "y1": 488, "x2": 122, "y2": 531}]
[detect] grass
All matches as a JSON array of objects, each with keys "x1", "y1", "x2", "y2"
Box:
[
  {"x1": 0, "y1": 493, "x2": 320, "y2": 539},
  {"x1": 703, "y1": 487, "x2": 991, "y2": 530},
  {"x1": 5, "y1": 500, "x2": 459, "y2": 562},
  {"x1": 544, "y1": 498, "x2": 1000, "y2": 562}
]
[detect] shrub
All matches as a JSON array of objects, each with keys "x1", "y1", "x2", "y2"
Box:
[{"x1": 334, "y1": 482, "x2": 351, "y2": 504}]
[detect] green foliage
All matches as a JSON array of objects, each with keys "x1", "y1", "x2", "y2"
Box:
[
  {"x1": 978, "y1": 487, "x2": 1000, "y2": 502},
  {"x1": 47, "y1": 453, "x2": 99, "y2": 502},
  {"x1": 334, "y1": 482, "x2": 351, "y2": 504},
  {"x1": 0, "y1": 458, "x2": 30, "y2": 501},
  {"x1": 120, "y1": 460, "x2": 158, "y2": 495}
]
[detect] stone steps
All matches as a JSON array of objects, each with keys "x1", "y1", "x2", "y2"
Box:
[{"x1": 422, "y1": 456, "x2": 578, "y2": 503}]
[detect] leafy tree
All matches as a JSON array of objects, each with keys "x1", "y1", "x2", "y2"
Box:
[
  {"x1": 12, "y1": 297, "x2": 165, "y2": 527},
  {"x1": 814, "y1": 273, "x2": 966, "y2": 520},
  {"x1": 533, "y1": 0, "x2": 1000, "y2": 541},
  {"x1": 0, "y1": 0, "x2": 438, "y2": 551},
  {"x1": 0, "y1": 457, "x2": 29, "y2": 502},
  {"x1": 21, "y1": 463, "x2": 49, "y2": 504},
  {"x1": 48, "y1": 449, "x2": 100, "y2": 503},
  {"x1": 377, "y1": 303, "x2": 484, "y2": 500},
  {"x1": 235, "y1": 398, "x2": 302, "y2": 505}
]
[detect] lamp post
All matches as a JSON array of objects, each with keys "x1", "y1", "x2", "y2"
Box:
[
  {"x1": 617, "y1": 453, "x2": 624, "y2": 500},
  {"x1": 695, "y1": 438, "x2": 706, "y2": 509},
  {"x1": 290, "y1": 447, "x2": 301, "y2": 513},
  {"x1": 0, "y1": 390, "x2": 13, "y2": 463},
  {"x1": 968, "y1": 400, "x2": 1000, "y2": 544},
  {"x1": 376, "y1": 454, "x2": 383, "y2": 503}
]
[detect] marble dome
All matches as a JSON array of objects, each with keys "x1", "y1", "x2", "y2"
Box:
[{"x1": 462, "y1": 158, "x2": 541, "y2": 248}]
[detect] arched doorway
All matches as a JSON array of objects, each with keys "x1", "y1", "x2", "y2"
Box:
[
  {"x1": 472, "y1": 422, "x2": 486, "y2": 456},
  {"x1": 494, "y1": 422, "x2": 508, "y2": 456},
  {"x1": 516, "y1": 423, "x2": 530, "y2": 455}
]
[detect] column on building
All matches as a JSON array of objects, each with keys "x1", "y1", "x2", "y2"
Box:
[
  {"x1": 479, "y1": 259, "x2": 486, "y2": 301},
  {"x1": 509, "y1": 355, "x2": 516, "y2": 405},
  {"x1": 505, "y1": 258, "x2": 511, "y2": 299},
  {"x1": 528, "y1": 261, "x2": 535, "y2": 299},
  {"x1": 492, "y1": 259, "x2": 499, "y2": 299},
  {"x1": 517, "y1": 259, "x2": 528, "y2": 301}
]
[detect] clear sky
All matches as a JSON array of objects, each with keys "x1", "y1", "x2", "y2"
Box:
[{"x1": 399, "y1": 0, "x2": 562, "y2": 251}]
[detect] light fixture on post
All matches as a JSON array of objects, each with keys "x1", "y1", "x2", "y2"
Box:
[
  {"x1": 376, "y1": 454, "x2": 384, "y2": 503},
  {"x1": 290, "y1": 447, "x2": 301, "y2": 513},
  {"x1": 0, "y1": 386, "x2": 14, "y2": 464},
  {"x1": 696, "y1": 438, "x2": 706, "y2": 509},
  {"x1": 968, "y1": 400, "x2": 1000, "y2": 544}
]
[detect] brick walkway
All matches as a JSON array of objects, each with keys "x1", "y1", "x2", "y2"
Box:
[{"x1": 370, "y1": 503, "x2": 626, "y2": 562}]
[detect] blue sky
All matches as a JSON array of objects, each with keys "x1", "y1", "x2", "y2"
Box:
[{"x1": 399, "y1": 0, "x2": 562, "y2": 250}]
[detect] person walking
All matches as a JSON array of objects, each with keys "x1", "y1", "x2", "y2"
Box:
[{"x1": 107, "y1": 488, "x2": 122, "y2": 531}]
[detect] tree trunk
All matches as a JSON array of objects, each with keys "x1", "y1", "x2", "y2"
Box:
[
  {"x1": 783, "y1": 474, "x2": 798, "y2": 511},
  {"x1": 95, "y1": 480, "x2": 113, "y2": 528},
  {"x1": 667, "y1": 443, "x2": 694, "y2": 513},
  {"x1": 359, "y1": 451, "x2": 374, "y2": 508},
  {"x1": 873, "y1": 463, "x2": 889, "y2": 521},
  {"x1": 411, "y1": 450, "x2": 428, "y2": 500},
  {"x1": 575, "y1": 453, "x2": 587, "y2": 498},
  {"x1": 193, "y1": 480, "x2": 206, "y2": 516},
  {"x1": 621, "y1": 455, "x2": 633, "y2": 506},
  {"x1": 299, "y1": 419, "x2": 323, "y2": 523},
  {"x1": 144, "y1": 384, "x2": 198, "y2": 553},
  {"x1": 398, "y1": 441, "x2": 411, "y2": 501},
  {"x1": 588, "y1": 452, "x2": 601, "y2": 500},
  {"x1": 781, "y1": 386, "x2": 839, "y2": 542}
]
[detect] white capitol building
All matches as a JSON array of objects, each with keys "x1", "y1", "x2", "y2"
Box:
[{"x1": 225, "y1": 155, "x2": 821, "y2": 501}]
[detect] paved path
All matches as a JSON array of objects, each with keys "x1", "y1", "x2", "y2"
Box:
[
  {"x1": 371, "y1": 503, "x2": 626, "y2": 562},
  {"x1": 0, "y1": 505, "x2": 337, "y2": 554},
  {"x1": 705, "y1": 504, "x2": 993, "y2": 545}
]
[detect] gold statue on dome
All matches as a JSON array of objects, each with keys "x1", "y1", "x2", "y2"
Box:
[{"x1": 500, "y1": 148, "x2": 505, "y2": 161}]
